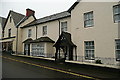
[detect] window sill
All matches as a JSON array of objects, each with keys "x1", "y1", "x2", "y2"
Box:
[
  {"x1": 84, "y1": 26, "x2": 94, "y2": 28},
  {"x1": 85, "y1": 57, "x2": 95, "y2": 60}
]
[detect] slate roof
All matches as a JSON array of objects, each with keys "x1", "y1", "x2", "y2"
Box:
[
  {"x1": 0, "y1": 17, "x2": 6, "y2": 30},
  {"x1": 23, "y1": 38, "x2": 33, "y2": 43},
  {"x1": 21, "y1": 11, "x2": 71, "y2": 28},
  {"x1": 4, "y1": 10, "x2": 25, "y2": 28},
  {"x1": 10, "y1": 10, "x2": 25, "y2": 26},
  {"x1": 30, "y1": 37, "x2": 55, "y2": 43}
]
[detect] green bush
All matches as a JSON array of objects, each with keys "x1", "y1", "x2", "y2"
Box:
[{"x1": 95, "y1": 59, "x2": 102, "y2": 64}]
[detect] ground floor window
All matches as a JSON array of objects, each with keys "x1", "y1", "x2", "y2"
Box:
[
  {"x1": 115, "y1": 39, "x2": 120, "y2": 61},
  {"x1": 84, "y1": 41, "x2": 95, "y2": 60},
  {"x1": 2, "y1": 42, "x2": 13, "y2": 52},
  {"x1": 32, "y1": 43, "x2": 44, "y2": 56}
]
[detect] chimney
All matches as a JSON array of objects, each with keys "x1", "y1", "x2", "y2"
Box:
[{"x1": 26, "y1": 8, "x2": 35, "y2": 17}]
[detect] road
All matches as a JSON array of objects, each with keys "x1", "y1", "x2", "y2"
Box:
[{"x1": 1, "y1": 53, "x2": 120, "y2": 80}]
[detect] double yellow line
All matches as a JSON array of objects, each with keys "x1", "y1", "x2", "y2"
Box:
[{"x1": 1, "y1": 56, "x2": 100, "y2": 80}]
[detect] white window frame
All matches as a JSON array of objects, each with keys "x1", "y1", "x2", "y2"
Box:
[
  {"x1": 84, "y1": 11, "x2": 94, "y2": 27},
  {"x1": 61, "y1": 21, "x2": 67, "y2": 32},
  {"x1": 43, "y1": 26, "x2": 47, "y2": 36},
  {"x1": 113, "y1": 4, "x2": 120, "y2": 23},
  {"x1": 28, "y1": 29, "x2": 32, "y2": 37},
  {"x1": 84, "y1": 41, "x2": 95, "y2": 60},
  {"x1": 115, "y1": 39, "x2": 120, "y2": 61}
]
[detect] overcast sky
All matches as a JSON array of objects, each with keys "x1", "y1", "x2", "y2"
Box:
[
  {"x1": 0, "y1": 0, "x2": 119, "y2": 19},
  {"x1": 0, "y1": 0, "x2": 77, "y2": 19}
]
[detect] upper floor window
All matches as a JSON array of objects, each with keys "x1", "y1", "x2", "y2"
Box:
[
  {"x1": 43, "y1": 26, "x2": 47, "y2": 36},
  {"x1": 84, "y1": 41, "x2": 95, "y2": 60},
  {"x1": 2, "y1": 31, "x2": 4, "y2": 38},
  {"x1": 28, "y1": 29, "x2": 32, "y2": 37},
  {"x1": 84, "y1": 11, "x2": 94, "y2": 27},
  {"x1": 61, "y1": 21, "x2": 67, "y2": 32},
  {"x1": 8, "y1": 29, "x2": 11, "y2": 37},
  {"x1": 115, "y1": 39, "x2": 120, "y2": 61},
  {"x1": 10, "y1": 16, "x2": 12, "y2": 23},
  {"x1": 113, "y1": 4, "x2": 120, "y2": 23}
]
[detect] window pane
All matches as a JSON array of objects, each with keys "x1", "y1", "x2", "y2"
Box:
[
  {"x1": 84, "y1": 11, "x2": 93, "y2": 27},
  {"x1": 85, "y1": 41, "x2": 95, "y2": 59},
  {"x1": 114, "y1": 6, "x2": 119, "y2": 14},
  {"x1": 32, "y1": 43, "x2": 44, "y2": 56},
  {"x1": 91, "y1": 50, "x2": 94, "y2": 58},
  {"x1": 113, "y1": 5, "x2": 120, "y2": 23},
  {"x1": 43, "y1": 26, "x2": 47, "y2": 35},
  {"x1": 115, "y1": 39, "x2": 120, "y2": 60},
  {"x1": 61, "y1": 22, "x2": 67, "y2": 32},
  {"x1": 114, "y1": 15, "x2": 120, "y2": 22},
  {"x1": 85, "y1": 50, "x2": 89, "y2": 57},
  {"x1": 86, "y1": 14, "x2": 89, "y2": 20},
  {"x1": 28, "y1": 29, "x2": 32, "y2": 37},
  {"x1": 89, "y1": 12, "x2": 93, "y2": 19}
]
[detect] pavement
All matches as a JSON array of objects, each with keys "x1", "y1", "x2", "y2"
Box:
[
  {"x1": 2, "y1": 53, "x2": 120, "y2": 79},
  {"x1": 12, "y1": 54, "x2": 120, "y2": 69}
]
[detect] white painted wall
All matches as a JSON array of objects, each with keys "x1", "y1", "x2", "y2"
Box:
[
  {"x1": 21, "y1": 17, "x2": 71, "y2": 54},
  {"x1": 71, "y1": 2, "x2": 119, "y2": 60}
]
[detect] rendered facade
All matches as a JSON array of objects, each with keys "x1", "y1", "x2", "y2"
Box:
[{"x1": 0, "y1": 0, "x2": 120, "y2": 67}]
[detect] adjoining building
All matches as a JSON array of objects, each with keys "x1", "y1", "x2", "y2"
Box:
[
  {"x1": 20, "y1": 11, "x2": 72, "y2": 59},
  {"x1": 0, "y1": 17, "x2": 6, "y2": 52},
  {"x1": 1, "y1": 0, "x2": 120, "y2": 67},
  {"x1": 0, "y1": 11, "x2": 25, "y2": 53}
]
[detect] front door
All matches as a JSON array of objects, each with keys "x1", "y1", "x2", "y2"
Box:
[{"x1": 24, "y1": 44, "x2": 30, "y2": 55}]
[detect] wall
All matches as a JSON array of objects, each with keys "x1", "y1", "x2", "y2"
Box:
[
  {"x1": 21, "y1": 17, "x2": 71, "y2": 53},
  {"x1": 37, "y1": 17, "x2": 71, "y2": 41},
  {"x1": 18, "y1": 16, "x2": 36, "y2": 53},
  {"x1": 20, "y1": 16, "x2": 35, "y2": 27},
  {"x1": 21, "y1": 26, "x2": 36, "y2": 53},
  {"x1": 71, "y1": 2, "x2": 119, "y2": 59},
  {"x1": 4, "y1": 14, "x2": 17, "y2": 38},
  {"x1": 3, "y1": 14, "x2": 17, "y2": 51},
  {"x1": 0, "y1": 23, "x2": 2, "y2": 39},
  {"x1": 46, "y1": 42, "x2": 55, "y2": 56}
]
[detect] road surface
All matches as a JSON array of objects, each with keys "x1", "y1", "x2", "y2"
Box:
[{"x1": 1, "y1": 53, "x2": 120, "y2": 80}]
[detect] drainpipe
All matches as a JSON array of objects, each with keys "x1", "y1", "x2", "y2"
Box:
[
  {"x1": 35, "y1": 25, "x2": 38, "y2": 39},
  {"x1": 16, "y1": 27, "x2": 18, "y2": 54}
]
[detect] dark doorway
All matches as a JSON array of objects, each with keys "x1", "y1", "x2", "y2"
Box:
[
  {"x1": 24, "y1": 44, "x2": 30, "y2": 56},
  {"x1": 23, "y1": 38, "x2": 33, "y2": 56}
]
